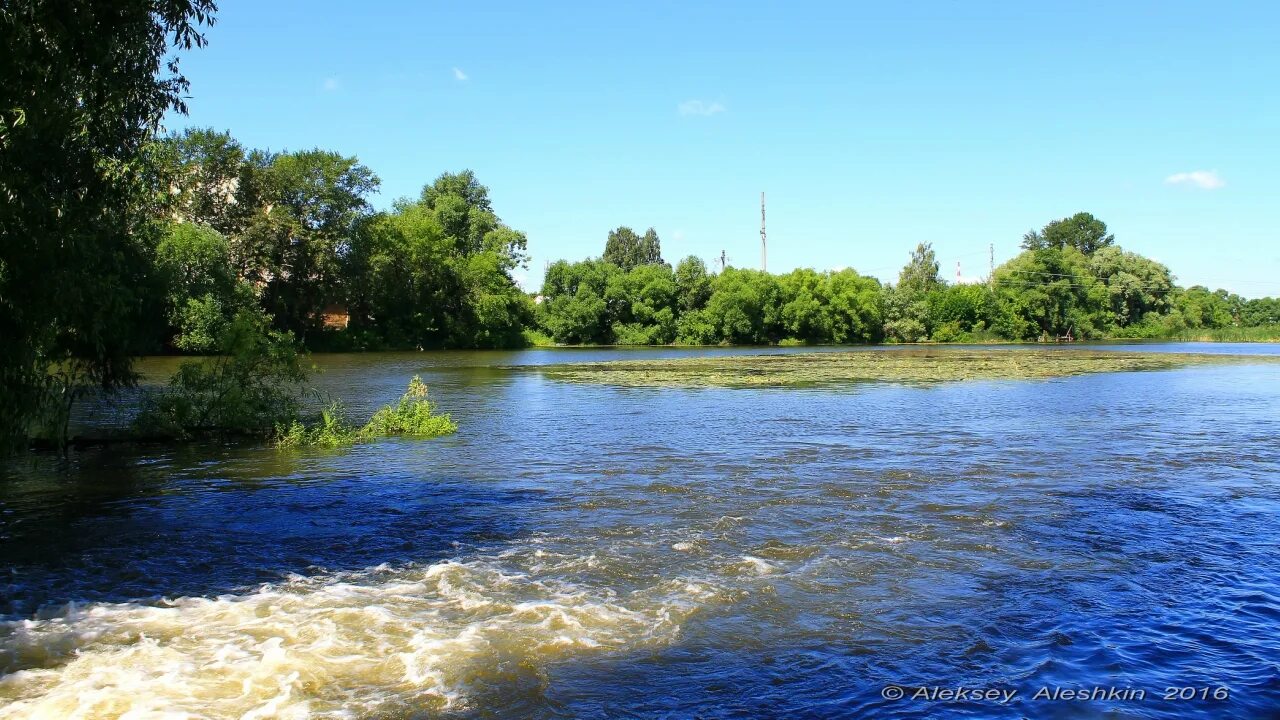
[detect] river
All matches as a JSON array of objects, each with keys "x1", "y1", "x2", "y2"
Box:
[{"x1": 2, "y1": 344, "x2": 1279, "y2": 718}]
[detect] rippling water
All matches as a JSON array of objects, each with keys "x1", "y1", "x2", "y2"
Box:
[{"x1": 2, "y1": 344, "x2": 1279, "y2": 718}]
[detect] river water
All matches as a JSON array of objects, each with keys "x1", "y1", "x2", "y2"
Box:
[{"x1": 2, "y1": 344, "x2": 1279, "y2": 718}]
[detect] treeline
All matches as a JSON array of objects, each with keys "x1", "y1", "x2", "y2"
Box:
[
  {"x1": 147, "y1": 129, "x2": 532, "y2": 353},
  {"x1": 534, "y1": 212, "x2": 1280, "y2": 345},
  {"x1": 67, "y1": 127, "x2": 1280, "y2": 358}
]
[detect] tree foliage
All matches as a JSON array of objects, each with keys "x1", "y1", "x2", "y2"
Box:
[
  {"x1": 1021, "y1": 212, "x2": 1115, "y2": 255},
  {"x1": 536, "y1": 260, "x2": 883, "y2": 346},
  {"x1": 603, "y1": 226, "x2": 665, "y2": 271},
  {"x1": 0, "y1": 0, "x2": 217, "y2": 450},
  {"x1": 134, "y1": 310, "x2": 307, "y2": 439}
]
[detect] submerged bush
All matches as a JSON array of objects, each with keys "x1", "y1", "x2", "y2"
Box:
[
  {"x1": 134, "y1": 311, "x2": 308, "y2": 439},
  {"x1": 273, "y1": 403, "x2": 359, "y2": 449},
  {"x1": 360, "y1": 376, "x2": 457, "y2": 438},
  {"x1": 274, "y1": 376, "x2": 457, "y2": 448}
]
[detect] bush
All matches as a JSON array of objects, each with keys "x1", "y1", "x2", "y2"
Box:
[
  {"x1": 274, "y1": 376, "x2": 457, "y2": 448},
  {"x1": 134, "y1": 311, "x2": 308, "y2": 439},
  {"x1": 274, "y1": 403, "x2": 359, "y2": 448},
  {"x1": 360, "y1": 376, "x2": 457, "y2": 438},
  {"x1": 522, "y1": 328, "x2": 556, "y2": 347}
]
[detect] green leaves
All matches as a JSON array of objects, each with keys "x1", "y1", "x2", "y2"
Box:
[
  {"x1": 273, "y1": 376, "x2": 458, "y2": 449},
  {"x1": 0, "y1": 0, "x2": 216, "y2": 450},
  {"x1": 603, "y1": 226, "x2": 665, "y2": 271},
  {"x1": 134, "y1": 310, "x2": 308, "y2": 439}
]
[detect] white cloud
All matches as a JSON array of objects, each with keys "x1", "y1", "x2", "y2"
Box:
[
  {"x1": 678, "y1": 100, "x2": 726, "y2": 116},
  {"x1": 322, "y1": 77, "x2": 340, "y2": 92},
  {"x1": 453, "y1": 67, "x2": 468, "y2": 81},
  {"x1": 1164, "y1": 170, "x2": 1224, "y2": 190}
]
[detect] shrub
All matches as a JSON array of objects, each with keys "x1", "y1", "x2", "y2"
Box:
[
  {"x1": 274, "y1": 403, "x2": 360, "y2": 449},
  {"x1": 273, "y1": 376, "x2": 457, "y2": 448},
  {"x1": 134, "y1": 310, "x2": 307, "y2": 439},
  {"x1": 360, "y1": 376, "x2": 457, "y2": 438}
]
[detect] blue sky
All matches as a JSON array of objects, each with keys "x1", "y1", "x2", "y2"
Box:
[{"x1": 170, "y1": 1, "x2": 1279, "y2": 296}]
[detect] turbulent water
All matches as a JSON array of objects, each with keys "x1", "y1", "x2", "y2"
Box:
[{"x1": 2, "y1": 344, "x2": 1279, "y2": 718}]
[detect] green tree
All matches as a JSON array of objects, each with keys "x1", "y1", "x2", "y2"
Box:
[
  {"x1": 1087, "y1": 245, "x2": 1174, "y2": 327},
  {"x1": 826, "y1": 270, "x2": 884, "y2": 344},
  {"x1": 346, "y1": 202, "x2": 453, "y2": 347},
  {"x1": 1172, "y1": 286, "x2": 1234, "y2": 329},
  {"x1": 703, "y1": 269, "x2": 781, "y2": 344},
  {"x1": 926, "y1": 284, "x2": 997, "y2": 341},
  {"x1": 603, "y1": 226, "x2": 664, "y2": 271},
  {"x1": 537, "y1": 260, "x2": 619, "y2": 344},
  {"x1": 993, "y1": 247, "x2": 1109, "y2": 338},
  {"x1": 882, "y1": 285, "x2": 931, "y2": 342},
  {"x1": 1021, "y1": 212, "x2": 1115, "y2": 255},
  {"x1": 149, "y1": 128, "x2": 253, "y2": 236},
  {"x1": 897, "y1": 242, "x2": 943, "y2": 296},
  {"x1": 674, "y1": 255, "x2": 713, "y2": 312},
  {"x1": 778, "y1": 268, "x2": 833, "y2": 343},
  {"x1": 155, "y1": 222, "x2": 253, "y2": 351},
  {"x1": 606, "y1": 264, "x2": 678, "y2": 344},
  {"x1": 0, "y1": 0, "x2": 216, "y2": 449},
  {"x1": 1242, "y1": 297, "x2": 1280, "y2": 326},
  {"x1": 345, "y1": 172, "x2": 530, "y2": 349},
  {"x1": 884, "y1": 243, "x2": 942, "y2": 341},
  {"x1": 248, "y1": 150, "x2": 378, "y2": 339}
]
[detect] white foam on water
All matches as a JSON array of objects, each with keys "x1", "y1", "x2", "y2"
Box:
[
  {"x1": 0, "y1": 551, "x2": 722, "y2": 719},
  {"x1": 734, "y1": 556, "x2": 777, "y2": 576}
]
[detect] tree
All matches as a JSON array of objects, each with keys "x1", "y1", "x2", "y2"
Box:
[
  {"x1": 703, "y1": 269, "x2": 781, "y2": 344},
  {"x1": 1087, "y1": 246, "x2": 1174, "y2": 327},
  {"x1": 885, "y1": 242, "x2": 941, "y2": 341},
  {"x1": 1021, "y1": 212, "x2": 1115, "y2": 255},
  {"x1": 826, "y1": 270, "x2": 884, "y2": 344},
  {"x1": 1242, "y1": 297, "x2": 1280, "y2": 327},
  {"x1": 155, "y1": 222, "x2": 253, "y2": 351},
  {"x1": 926, "y1": 284, "x2": 997, "y2": 341},
  {"x1": 250, "y1": 150, "x2": 378, "y2": 339},
  {"x1": 1173, "y1": 286, "x2": 1234, "y2": 329},
  {"x1": 993, "y1": 247, "x2": 1109, "y2": 338},
  {"x1": 603, "y1": 226, "x2": 664, "y2": 270},
  {"x1": 675, "y1": 256, "x2": 713, "y2": 312},
  {"x1": 882, "y1": 285, "x2": 930, "y2": 343},
  {"x1": 536, "y1": 260, "x2": 618, "y2": 344},
  {"x1": 0, "y1": 0, "x2": 217, "y2": 449},
  {"x1": 606, "y1": 264, "x2": 678, "y2": 344},
  {"x1": 345, "y1": 172, "x2": 531, "y2": 349},
  {"x1": 345, "y1": 202, "x2": 453, "y2": 347},
  {"x1": 149, "y1": 128, "x2": 252, "y2": 236},
  {"x1": 778, "y1": 269, "x2": 833, "y2": 342},
  {"x1": 897, "y1": 242, "x2": 943, "y2": 296}
]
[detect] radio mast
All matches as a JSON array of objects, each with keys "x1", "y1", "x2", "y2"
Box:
[{"x1": 760, "y1": 191, "x2": 767, "y2": 272}]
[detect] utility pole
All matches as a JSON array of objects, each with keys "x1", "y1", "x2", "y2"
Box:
[
  {"x1": 720, "y1": 249, "x2": 727, "y2": 273},
  {"x1": 988, "y1": 243, "x2": 994, "y2": 288},
  {"x1": 760, "y1": 191, "x2": 767, "y2": 273},
  {"x1": 956, "y1": 260, "x2": 962, "y2": 285}
]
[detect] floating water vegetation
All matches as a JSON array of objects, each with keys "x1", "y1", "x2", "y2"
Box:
[
  {"x1": 275, "y1": 376, "x2": 457, "y2": 448},
  {"x1": 539, "y1": 349, "x2": 1278, "y2": 389}
]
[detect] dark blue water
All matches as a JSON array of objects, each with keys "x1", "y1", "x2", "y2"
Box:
[{"x1": 2, "y1": 345, "x2": 1279, "y2": 718}]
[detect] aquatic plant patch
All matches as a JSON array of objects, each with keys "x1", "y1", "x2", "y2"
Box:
[{"x1": 539, "y1": 349, "x2": 1278, "y2": 389}]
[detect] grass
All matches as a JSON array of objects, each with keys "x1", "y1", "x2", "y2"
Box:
[
  {"x1": 539, "y1": 348, "x2": 1279, "y2": 389},
  {"x1": 274, "y1": 376, "x2": 457, "y2": 448},
  {"x1": 523, "y1": 329, "x2": 557, "y2": 347},
  {"x1": 1159, "y1": 326, "x2": 1280, "y2": 343}
]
